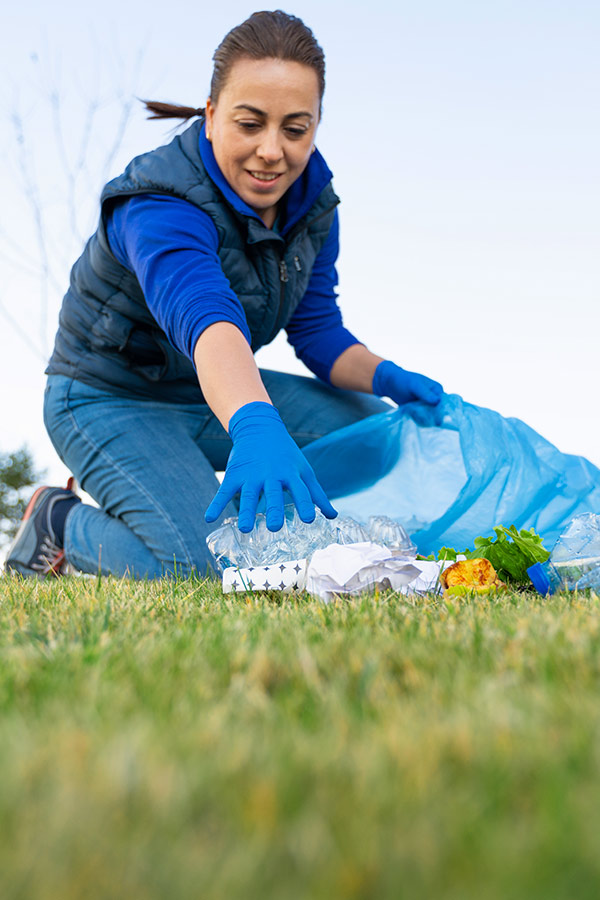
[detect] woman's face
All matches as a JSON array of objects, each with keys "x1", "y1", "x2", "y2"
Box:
[{"x1": 205, "y1": 57, "x2": 321, "y2": 228}]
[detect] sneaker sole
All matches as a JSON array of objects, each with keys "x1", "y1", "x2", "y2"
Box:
[
  {"x1": 5, "y1": 486, "x2": 68, "y2": 578},
  {"x1": 7, "y1": 486, "x2": 52, "y2": 547}
]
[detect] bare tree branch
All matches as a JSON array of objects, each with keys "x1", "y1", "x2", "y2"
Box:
[
  {"x1": 0, "y1": 226, "x2": 42, "y2": 275},
  {"x1": 10, "y1": 109, "x2": 51, "y2": 357},
  {"x1": 1, "y1": 41, "x2": 147, "y2": 361},
  {"x1": 0, "y1": 296, "x2": 46, "y2": 362}
]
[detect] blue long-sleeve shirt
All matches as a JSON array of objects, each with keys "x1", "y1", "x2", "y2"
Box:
[{"x1": 105, "y1": 130, "x2": 359, "y2": 383}]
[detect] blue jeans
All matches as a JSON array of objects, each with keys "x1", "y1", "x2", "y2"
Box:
[{"x1": 43, "y1": 373, "x2": 390, "y2": 578}]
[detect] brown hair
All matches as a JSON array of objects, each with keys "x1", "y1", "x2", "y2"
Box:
[{"x1": 142, "y1": 10, "x2": 325, "y2": 122}]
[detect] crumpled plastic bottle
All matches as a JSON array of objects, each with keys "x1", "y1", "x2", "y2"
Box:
[
  {"x1": 206, "y1": 506, "x2": 416, "y2": 573},
  {"x1": 527, "y1": 513, "x2": 600, "y2": 594}
]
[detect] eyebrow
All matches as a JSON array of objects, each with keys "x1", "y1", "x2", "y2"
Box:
[{"x1": 233, "y1": 103, "x2": 313, "y2": 120}]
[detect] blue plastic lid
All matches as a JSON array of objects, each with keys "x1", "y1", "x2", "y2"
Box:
[{"x1": 527, "y1": 562, "x2": 552, "y2": 595}]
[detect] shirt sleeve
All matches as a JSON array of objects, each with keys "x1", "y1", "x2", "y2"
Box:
[
  {"x1": 285, "y1": 209, "x2": 360, "y2": 382},
  {"x1": 105, "y1": 193, "x2": 252, "y2": 360}
]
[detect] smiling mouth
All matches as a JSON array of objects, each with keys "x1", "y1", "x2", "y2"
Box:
[{"x1": 248, "y1": 171, "x2": 283, "y2": 182}]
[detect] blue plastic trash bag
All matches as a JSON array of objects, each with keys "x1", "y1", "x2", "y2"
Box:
[{"x1": 303, "y1": 393, "x2": 600, "y2": 556}]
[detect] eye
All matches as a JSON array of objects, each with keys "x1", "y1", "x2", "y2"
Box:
[
  {"x1": 285, "y1": 126, "x2": 309, "y2": 138},
  {"x1": 237, "y1": 120, "x2": 261, "y2": 131}
]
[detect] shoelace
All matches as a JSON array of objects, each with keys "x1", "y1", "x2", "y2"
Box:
[{"x1": 31, "y1": 535, "x2": 66, "y2": 576}]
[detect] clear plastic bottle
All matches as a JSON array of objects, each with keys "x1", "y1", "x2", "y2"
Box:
[
  {"x1": 206, "y1": 506, "x2": 416, "y2": 573},
  {"x1": 334, "y1": 517, "x2": 370, "y2": 545},
  {"x1": 527, "y1": 513, "x2": 600, "y2": 594},
  {"x1": 366, "y1": 515, "x2": 416, "y2": 555}
]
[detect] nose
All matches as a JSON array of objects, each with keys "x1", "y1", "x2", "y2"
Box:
[{"x1": 256, "y1": 128, "x2": 284, "y2": 165}]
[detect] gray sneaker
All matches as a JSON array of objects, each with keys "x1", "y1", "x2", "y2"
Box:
[{"x1": 4, "y1": 485, "x2": 80, "y2": 577}]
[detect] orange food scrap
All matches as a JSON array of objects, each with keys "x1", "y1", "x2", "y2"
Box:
[{"x1": 439, "y1": 558, "x2": 505, "y2": 595}]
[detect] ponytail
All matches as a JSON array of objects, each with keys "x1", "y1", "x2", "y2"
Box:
[{"x1": 141, "y1": 100, "x2": 205, "y2": 121}]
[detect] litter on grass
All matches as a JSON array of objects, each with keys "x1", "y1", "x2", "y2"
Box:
[
  {"x1": 211, "y1": 394, "x2": 600, "y2": 599},
  {"x1": 222, "y1": 541, "x2": 448, "y2": 603}
]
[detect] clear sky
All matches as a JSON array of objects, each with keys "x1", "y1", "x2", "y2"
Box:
[{"x1": 1, "y1": 0, "x2": 599, "y2": 491}]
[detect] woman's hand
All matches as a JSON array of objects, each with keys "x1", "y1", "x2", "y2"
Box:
[
  {"x1": 372, "y1": 360, "x2": 443, "y2": 406},
  {"x1": 205, "y1": 401, "x2": 337, "y2": 532},
  {"x1": 329, "y1": 345, "x2": 443, "y2": 406}
]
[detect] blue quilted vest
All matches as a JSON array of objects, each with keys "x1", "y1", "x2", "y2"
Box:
[{"x1": 46, "y1": 119, "x2": 340, "y2": 402}]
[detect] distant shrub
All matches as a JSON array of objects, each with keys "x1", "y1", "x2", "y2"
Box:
[{"x1": 0, "y1": 447, "x2": 42, "y2": 544}]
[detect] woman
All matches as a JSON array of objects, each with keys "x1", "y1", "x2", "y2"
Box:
[{"x1": 6, "y1": 10, "x2": 442, "y2": 579}]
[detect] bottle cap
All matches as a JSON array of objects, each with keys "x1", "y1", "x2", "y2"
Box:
[{"x1": 527, "y1": 562, "x2": 552, "y2": 595}]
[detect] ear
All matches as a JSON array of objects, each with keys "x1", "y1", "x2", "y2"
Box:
[{"x1": 205, "y1": 98, "x2": 214, "y2": 140}]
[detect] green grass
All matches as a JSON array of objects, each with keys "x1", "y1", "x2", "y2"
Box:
[{"x1": 1, "y1": 575, "x2": 600, "y2": 899}]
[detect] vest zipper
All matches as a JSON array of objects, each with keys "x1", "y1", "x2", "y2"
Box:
[
  {"x1": 271, "y1": 254, "x2": 289, "y2": 341},
  {"x1": 271, "y1": 199, "x2": 338, "y2": 340}
]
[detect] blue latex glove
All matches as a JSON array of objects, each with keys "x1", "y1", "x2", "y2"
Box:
[
  {"x1": 372, "y1": 360, "x2": 443, "y2": 406},
  {"x1": 205, "y1": 401, "x2": 338, "y2": 533}
]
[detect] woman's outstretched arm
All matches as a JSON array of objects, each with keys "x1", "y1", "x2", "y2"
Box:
[
  {"x1": 194, "y1": 323, "x2": 337, "y2": 532},
  {"x1": 193, "y1": 321, "x2": 271, "y2": 428}
]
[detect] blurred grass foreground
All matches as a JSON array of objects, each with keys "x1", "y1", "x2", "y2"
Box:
[{"x1": 1, "y1": 575, "x2": 600, "y2": 899}]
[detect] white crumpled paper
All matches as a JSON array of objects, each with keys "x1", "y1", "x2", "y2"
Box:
[
  {"x1": 222, "y1": 541, "x2": 446, "y2": 602},
  {"x1": 305, "y1": 542, "x2": 421, "y2": 602}
]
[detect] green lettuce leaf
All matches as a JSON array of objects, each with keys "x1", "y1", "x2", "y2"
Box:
[
  {"x1": 433, "y1": 526, "x2": 550, "y2": 585},
  {"x1": 467, "y1": 526, "x2": 550, "y2": 585}
]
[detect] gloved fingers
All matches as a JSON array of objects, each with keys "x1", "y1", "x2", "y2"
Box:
[
  {"x1": 237, "y1": 482, "x2": 262, "y2": 533},
  {"x1": 205, "y1": 478, "x2": 238, "y2": 524},
  {"x1": 407, "y1": 373, "x2": 443, "y2": 405},
  {"x1": 303, "y1": 469, "x2": 338, "y2": 520},
  {"x1": 286, "y1": 478, "x2": 317, "y2": 524},
  {"x1": 376, "y1": 360, "x2": 444, "y2": 407},
  {"x1": 263, "y1": 479, "x2": 285, "y2": 532},
  {"x1": 418, "y1": 377, "x2": 444, "y2": 405}
]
